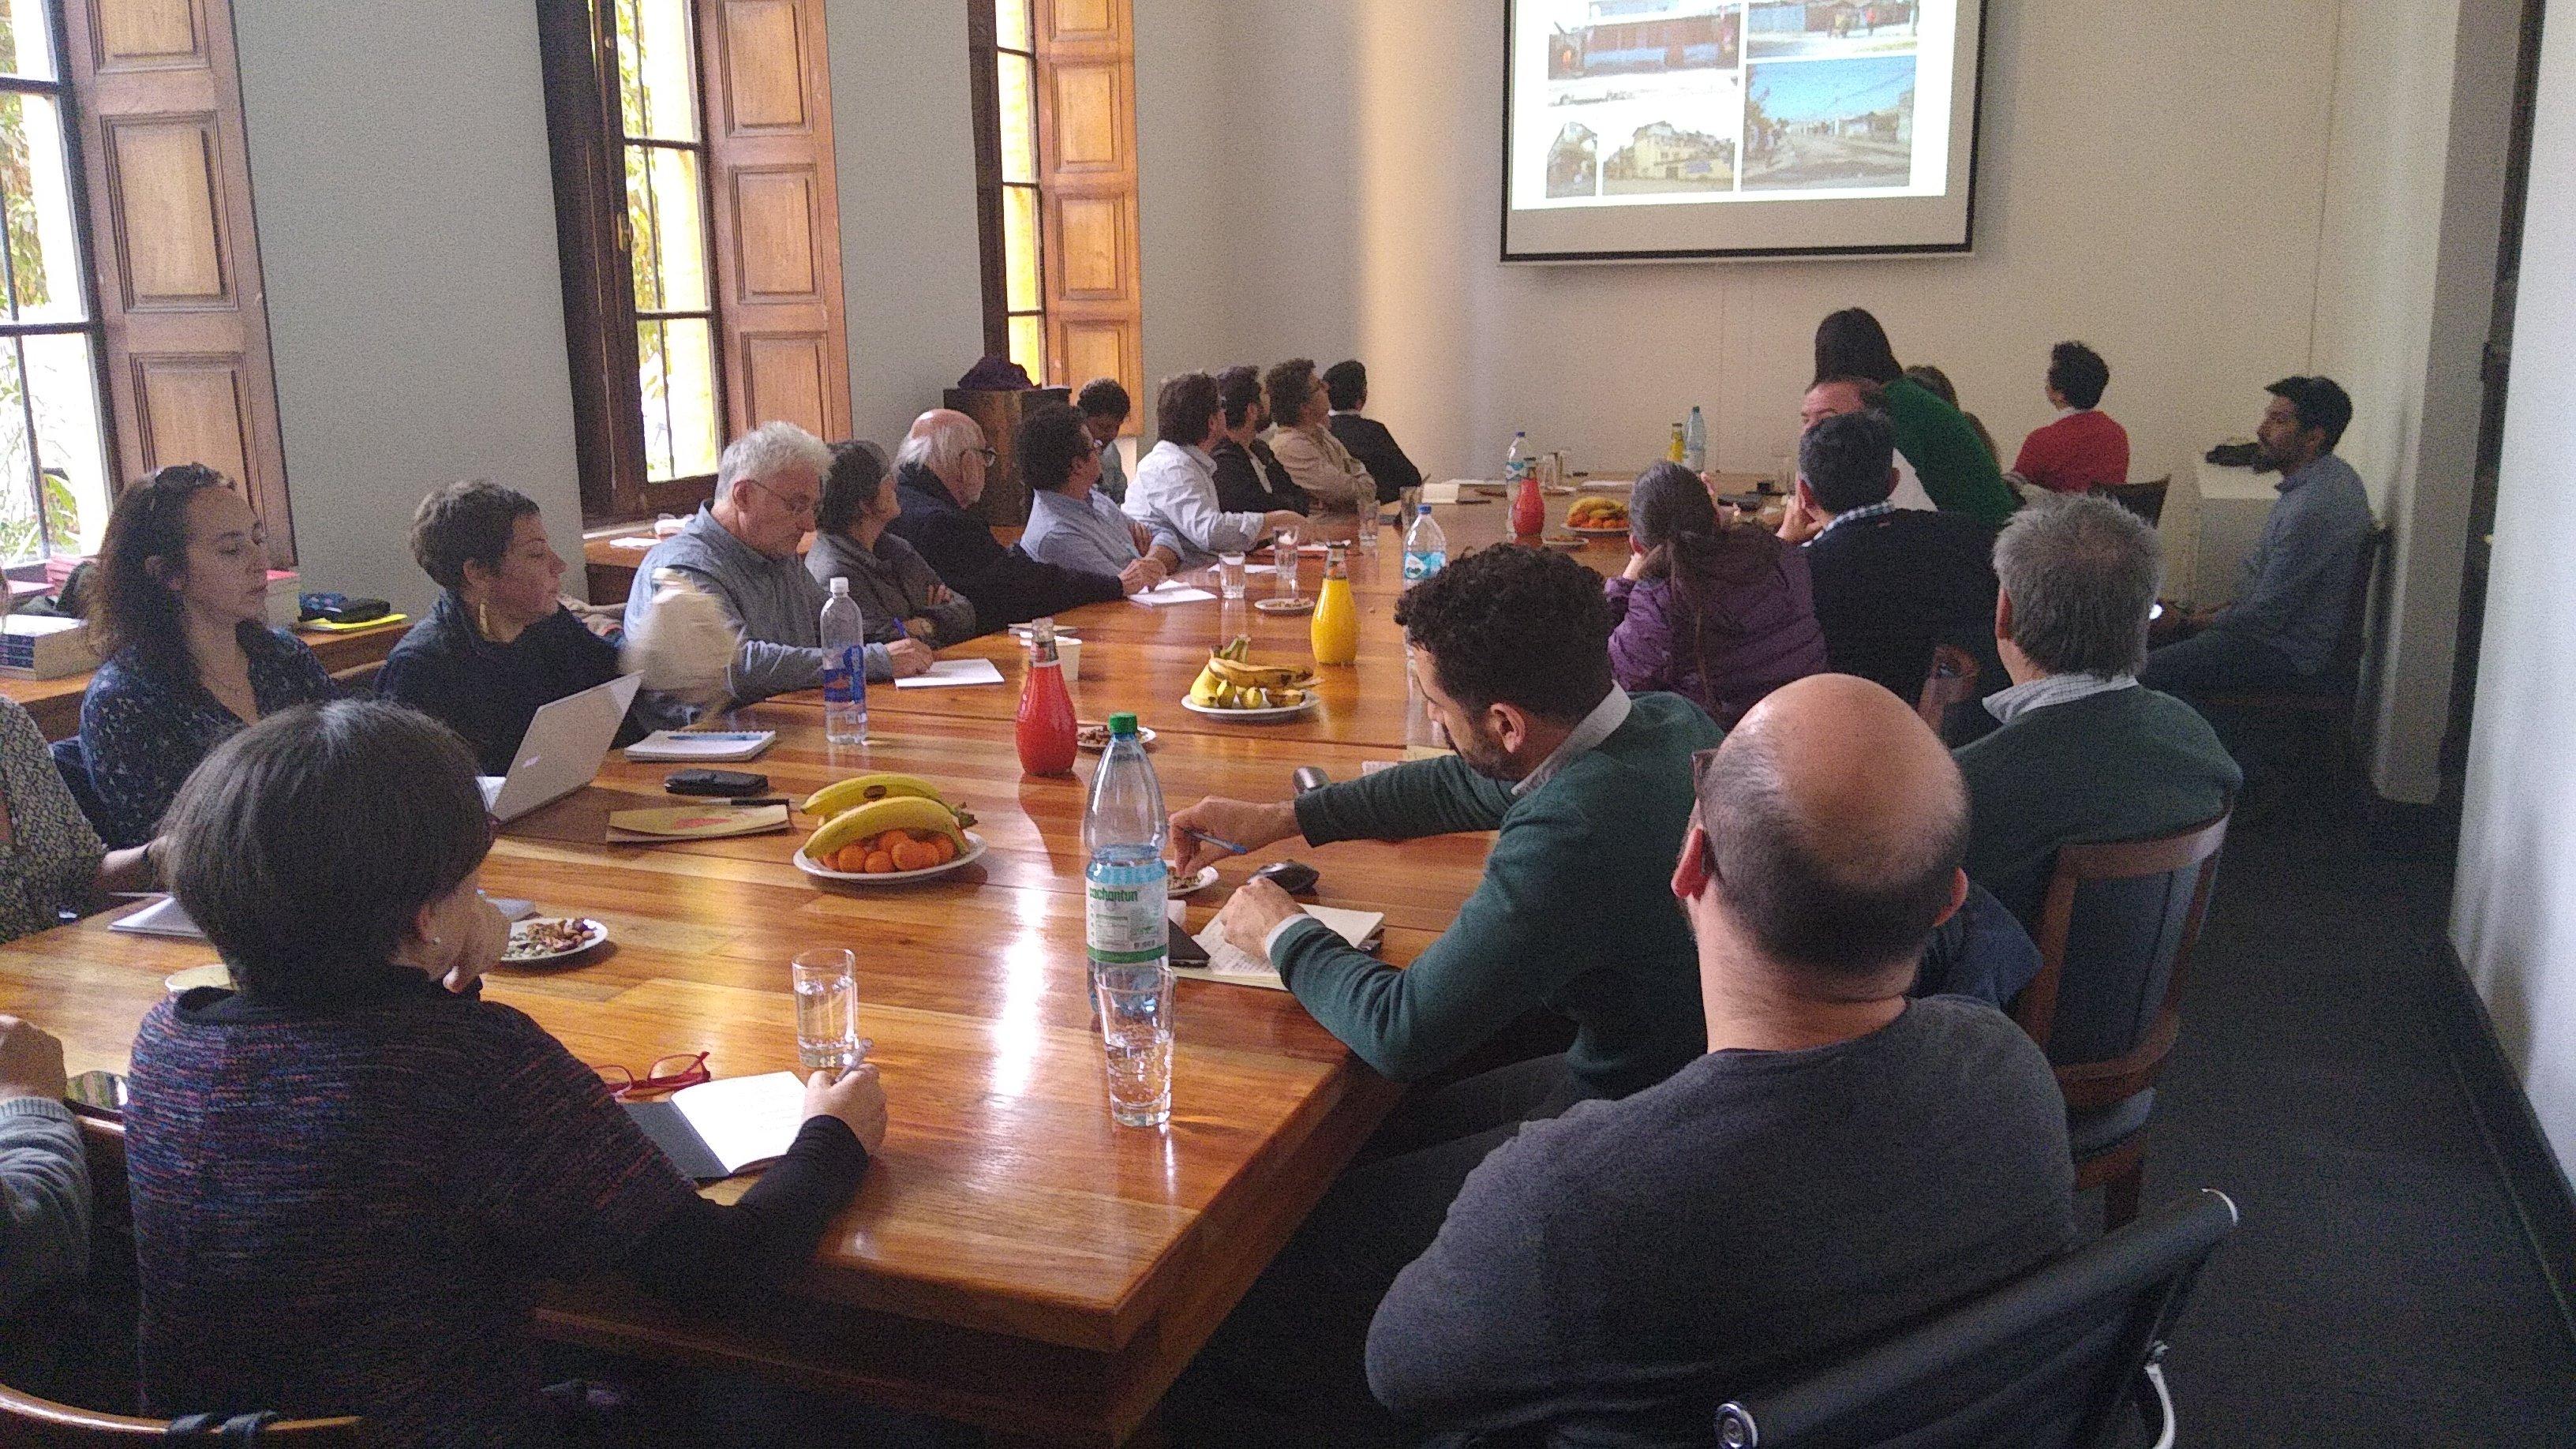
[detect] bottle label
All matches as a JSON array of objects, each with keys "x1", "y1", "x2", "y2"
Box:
[
  {"x1": 1504, "y1": 458, "x2": 1531, "y2": 485},
  {"x1": 1086, "y1": 867, "x2": 1169, "y2": 966},
  {"x1": 822, "y1": 644, "x2": 864, "y2": 705},
  {"x1": 1403, "y1": 550, "x2": 1445, "y2": 581}
]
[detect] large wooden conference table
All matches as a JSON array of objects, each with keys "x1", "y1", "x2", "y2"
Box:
[{"x1": 0, "y1": 482, "x2": 1696, "y2": 1445}]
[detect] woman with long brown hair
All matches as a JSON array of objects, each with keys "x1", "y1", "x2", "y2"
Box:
[
  {"x1": 76, "y1": 464, "x2": 336, "y2": 846},
  {"x1": 1604, "y1": 462, "x2": 1827, "y2": 728}
]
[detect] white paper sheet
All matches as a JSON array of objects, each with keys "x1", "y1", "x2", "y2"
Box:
[
  {"x1": 1421, "y1": 481, "x2": 1465, "y2": 504},
  {"x1": 893, "y1": 657, "x2": 1007, "y2": 688},
  {"x1": 670, "y1": 1072, "x2": 810, "y2": 1175},
  {"x1": 108, "y1": 896, "x2": 204, "y2": 941},
  {"x1": 1132, "y1": 584, "x2": 1218, "y2": 606},
  {"x1": 1179, "y1": 904, "x2": 1386, "y2": 991}
]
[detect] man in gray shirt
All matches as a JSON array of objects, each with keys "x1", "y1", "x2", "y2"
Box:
[
  {"x1": 2144, "y1": 376, "x2": 2374, "y2": 696},
  {"x1": 1017, "y1": 402, "x2": 1182, "y2": 582},
  {"x1": 1361, "y1": 675, "x2": 2076, "y2": 1449},
  {"x1": 623, "y1": 421, "x2": 930, "y2": 712}
]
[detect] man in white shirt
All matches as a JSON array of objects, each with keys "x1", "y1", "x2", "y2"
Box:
[{"x1": 1125, "y1": 372, "x2": 1303, "y2": 571}]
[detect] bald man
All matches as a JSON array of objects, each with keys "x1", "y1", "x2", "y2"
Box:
[
  {"x1": 1368, "y1": 676, "x2": 2075, "y2": 1445},
  {"x1": 886, "y1": 408, "x2": 1139, "y2": 630}
]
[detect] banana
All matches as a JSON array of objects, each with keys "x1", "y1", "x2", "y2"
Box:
[
  {"x1": 802, "y1": 772, "x2": 944, "y2": 818},
  {"x1": 804, "y1": 795, "x2": 968, "y2": 859},
  {"x1": 1205, "y1": 656, "x2": 1305, "y2": 689},
  {"x1": 1190, "y1": 664, "x2": 1226, "y2": 706}
]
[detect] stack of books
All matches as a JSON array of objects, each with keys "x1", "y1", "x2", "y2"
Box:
[{"x1": 0, "y1": 615, "x2": 97, "y2": 680}]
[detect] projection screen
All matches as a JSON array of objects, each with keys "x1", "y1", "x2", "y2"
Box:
[{"x1": 1503, "y1": 1, "x2": 1990, "y2": 262}]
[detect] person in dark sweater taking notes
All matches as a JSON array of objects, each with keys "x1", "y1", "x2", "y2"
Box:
[
  {"x1": 1366, "y1": 675, "x2": 2076, "y2": 1448},
  {"x1": 122, "y1": 702, "x2": 883, "y2": 1447},
  {"x1": 1168, "y1": 546, "x2": 1722, "y2": 1443},
  {"x1": 1958, "y1": 495, "x2": 2240, "y2": 929}
]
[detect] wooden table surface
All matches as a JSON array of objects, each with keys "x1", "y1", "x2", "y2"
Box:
[
  {"x1": 1, "y1": 617, "x2": 413, "y2": 743},
  {"x1": 0, "y1": 484, "x2": 1685, "y2": 1445}
]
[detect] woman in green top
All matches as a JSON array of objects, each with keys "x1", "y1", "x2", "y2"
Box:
[{"x1": 1814, "y1": 309, "x2": 2019, "y2": 526}]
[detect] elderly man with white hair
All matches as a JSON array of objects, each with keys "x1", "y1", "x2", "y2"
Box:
[
  {"x1": 887, "y1": 407, "x2": 1149, "y2": 629},
  {"x1": 622, "y1": 421, "x2": 934, "y2": 710}
]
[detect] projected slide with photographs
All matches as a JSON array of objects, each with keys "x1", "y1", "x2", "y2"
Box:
[{"x1": 1507, "y1": 1, "x2": 1988, "y2": 261}]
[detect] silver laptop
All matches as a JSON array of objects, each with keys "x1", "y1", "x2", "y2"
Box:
[{"x1": 477, "y1": 672, "x2": 646, "y2": 822}]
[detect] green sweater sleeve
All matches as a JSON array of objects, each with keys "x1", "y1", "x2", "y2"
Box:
[
  {"x1": 1271, "y1": 795, "x2": 1582, "y2": 1081},
  {"x1": 1887, "y1": 378, "x2": 2017, "y2": 526},
  {"x1": 1293, "y1": 754, "x2": 1515, "y2": 845}
]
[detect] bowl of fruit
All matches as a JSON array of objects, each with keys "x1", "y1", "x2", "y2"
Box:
[
  {"x1": 792, "y1": 773, "x2": 986, "y2": 883},
  {"x1": 1566, "y1": 497, "x2": 1631, "y2": 536},
  {"x1": 1184, "y1": 637, "x2": 1320, "y2": 720}
]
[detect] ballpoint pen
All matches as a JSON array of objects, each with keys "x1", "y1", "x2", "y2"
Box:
[{"x1": 1178, "y1": 826, "x2": 1249, "y2": 856}]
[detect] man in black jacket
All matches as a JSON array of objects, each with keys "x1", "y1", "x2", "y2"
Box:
[
  {"x1": 1780, "y1": 410, "x2": 2004, "y2": 727},
  {"x1": 1211, "y1": 365, "x2": 1309, "y2": 515},
  {"x1": 1324, "y1": 361, "x2": 1423, "y2": 505},
  {"x1": 886, "y1": 409, "x2": 1140, "y2": 629}
]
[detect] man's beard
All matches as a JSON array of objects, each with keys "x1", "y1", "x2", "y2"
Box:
[{"x1": 1450, "y1": 721, "x2": 1522, "y2": 783}]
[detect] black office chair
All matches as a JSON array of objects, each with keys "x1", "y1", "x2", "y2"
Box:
[
  {"x1": 47, "y1": 738, "x2": 108, "y2": 839},
  {"x1": 1714, "y1": 1189, "x2": 2238, "y2": 1448}
]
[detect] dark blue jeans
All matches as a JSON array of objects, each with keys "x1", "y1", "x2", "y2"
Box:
[{"x1": 2139, "y1": 627, "x2": 2306, "y2": 697}]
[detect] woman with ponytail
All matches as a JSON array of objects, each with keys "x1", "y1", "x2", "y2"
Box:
[{"x1": 1604, "y1": 462, "x2": 1828, "y2": 728}]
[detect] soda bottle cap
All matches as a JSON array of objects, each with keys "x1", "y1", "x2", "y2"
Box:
[
  {"x1": 829, "y1": 577, "x2": 850, "y2": 595},
  {"x1": 1108, "y1": 712, "x2": 1139, "y2": 736}
]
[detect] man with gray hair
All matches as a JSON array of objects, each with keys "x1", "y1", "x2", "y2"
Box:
[
  {"x1": 1956, "y1": 495, "x2": 2241, "y2": 928},
  {"x1": 888, "y1": 407, "x2": 1148, "y2": 628},
  {"x1": 622, "y1": 420, "x2": 934, "y2": 710}
]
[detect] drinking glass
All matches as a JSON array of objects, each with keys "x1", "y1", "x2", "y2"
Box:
[
  {"x1": 1273, "y1": 524, "x2": 1302, "y2": 600},
  {"x1": 1352, "y1": 501, "x2": 1380, "y2": 557},
  {"x1": 1398, "y1": 485, "x2": 1422, "y2": 522},
  {"x1": 1219, "y1": 553, "x2": 1248, "y2": 601},
  {"x1": 1094, "y1": 962, "x2": 1174, "y2": 1127},
  {"x1": 792, "y1": 948, "x2": 860, "y2": 1070}
]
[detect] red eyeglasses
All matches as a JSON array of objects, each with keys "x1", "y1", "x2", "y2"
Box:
[{"x1": 593, "y1": 1052, "x2": 712, "y2": 1099}]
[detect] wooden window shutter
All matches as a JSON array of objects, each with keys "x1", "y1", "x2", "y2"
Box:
[
  {"x1": 1034, "y1": 0, "x2": 1140, "y2": 419},
  {"x1": 58, "y1": 0, "x2": 293, "y2": 565},
  {"x1": 697, "y1": 0, "x2": 850, "y2": 444}
]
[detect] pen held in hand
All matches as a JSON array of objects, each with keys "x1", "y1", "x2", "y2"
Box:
[{"x1": 1180, "y1": 826, "x2": 1249, "y2": 857}]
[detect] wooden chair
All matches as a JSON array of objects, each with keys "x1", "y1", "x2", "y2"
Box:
[
  {"x1": 2197, "y1": 526, "x2": 2390, "y2": 784},
  {"x1": 2095, "y1": 476, "x2": 2170, "y2": 528},
  {"x1": 1915, "y1": 645, "x2": 1979, "y2": 735},
  {"x1": 2012, "y1": 814, "x2": 2230, "y2": 1230}
]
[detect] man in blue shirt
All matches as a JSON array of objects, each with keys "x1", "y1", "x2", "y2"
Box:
[
  {"x1": 1016, "y1": 403, "x2": 1182, "y2": 583},
  {"x1": 2144, "y1": 376, "x2": 2374, "y2": 697}
]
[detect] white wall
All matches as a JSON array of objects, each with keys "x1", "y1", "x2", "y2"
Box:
[
  {"x1": 824, "y1": 0, "x2": 990, "y2": 453},
  {"x1": 2454, "y1": 6, "x2": 2576, "y2": 1185},
  {"x1": 232, "y1": 0, "x2": 585, "y2": 614}
]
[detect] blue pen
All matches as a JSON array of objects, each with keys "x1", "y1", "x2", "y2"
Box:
[{"x1": 1180, "y1": 826, "x2": 1249, "y2": 856}]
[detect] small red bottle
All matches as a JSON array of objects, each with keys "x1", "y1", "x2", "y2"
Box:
[
  {"x1": 1017, "y1": 617, "x2": 1079, "y2": 777},
  {"x1": 1510, "y1": 469, "x2": 1544, "y2": 537}
]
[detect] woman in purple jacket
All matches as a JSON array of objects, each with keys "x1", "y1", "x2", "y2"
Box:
[{"x1": 1604, "y1": 462, "x2": 1828, "y2": 728}]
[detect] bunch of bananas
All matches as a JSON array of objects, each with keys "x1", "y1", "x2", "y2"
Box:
[
  {"x1": 800, "y1": 773, "x2": 975, "y2": 874},
  {"x1": 1189, "y1": 635, "x2": 1316, "y2": 710}
]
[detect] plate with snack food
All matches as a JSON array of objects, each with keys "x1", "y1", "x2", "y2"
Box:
[
  {"x1": 793, "y1": 773, "x2": 987, "y2": 883},
  {"x1": 1566, "y1": 497, "x2": 1631, "y2": 535},
  {"x1": 1078, "y1": 721, "x2": 1159, "y2": 751},
  {"x1": 504, "y1": 916, "x2": 608, "y2": 964}
]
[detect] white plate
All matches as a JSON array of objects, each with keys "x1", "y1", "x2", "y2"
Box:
[
  {"x1": 504, "y1": 916, "x2": 609, "y2": 964},
  {"x1": 164, "y1": 962, "x2": 233, "y2": 994},
  {"x1": 1181, "y1": 695, "x2": 1321, "y2": 722},
  {"x1": 1568, "y1": 524, "x2": 1630, "y2": 538},
  {"x1": 795, "y1": 833, "x2": 990, "y2": 885},
  {"x1": 1174, "y1": 864, "x2": 1219, "y2": 897},
  {"x1": 1077, "y1": 723, "x2": 1159, "y2": 752}
]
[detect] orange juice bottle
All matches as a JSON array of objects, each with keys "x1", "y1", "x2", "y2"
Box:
[{"x1": 1311, "y1": 543, "x2": 1359, "y2": 666}]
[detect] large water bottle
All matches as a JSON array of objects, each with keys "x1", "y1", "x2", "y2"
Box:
[
  {"x1": 820, "y1": 578, "x2": 868, "y2": 744},
  {"x1": 1402, "y1": 504, "x2": 1448, "y2": 582},
  {"x1": 1683, "y1": 406, "x2": 1709, "y2": 474},
  {"x1": 1503, "y1": 430, "x2": 1532, "y2": 489},
  {"x1": 1084, "y1": 713, "x2": 1171, "y2": 1113}
]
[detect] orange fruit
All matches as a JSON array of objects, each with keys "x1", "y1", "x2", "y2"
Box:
[
  {"x1": 930, "y1": 835, "x2": 959, "y2": 864},
  {"x1": 890, "y1": 839, "x2": 938, "y2": 872},
  {"x1": 833, "y1": 844, "x2": 868, "y2": 873},
  {"x1": 864, "y1": 850, "x2": 897, "y2": 874}
]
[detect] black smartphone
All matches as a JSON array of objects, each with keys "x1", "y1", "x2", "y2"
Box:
[
  {"x1": 1166, "y1": 917, "x2": 1211, "y2": 968},
  {"x1": 665, "y1": 768, "x2": 770, "y2": 797}
]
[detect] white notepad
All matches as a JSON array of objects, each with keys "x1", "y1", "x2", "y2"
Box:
[
  {"x1": 622, "y1": 1071, "x2": 808, "y2": 1180},
  {"x1": 1132, "y1": 583, "x2": 1217, "y2": 606},
  {"x1": 108, "y1": 896, "x2": 204, "y2": 941},
  {"x1": 893, "y1": 657, "x2": 1006, "y2": 688},
  {"x1": 1421, "y1": 481, "x2": 1465, "y2": 504},
  {"x1": 623, "y1": 730, "x2": 776, "y2": 762},
  {"x1": 1178, "y1": 902, "x2": 1386, "y2": 991}
]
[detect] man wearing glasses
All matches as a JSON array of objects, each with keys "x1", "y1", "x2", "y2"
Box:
[
  {"x1": 622, "y1": 421, "x2": 934, "y2": 713},
  {"x1": 889, "y1": 408, "x2": 1155, "y2": 627}
]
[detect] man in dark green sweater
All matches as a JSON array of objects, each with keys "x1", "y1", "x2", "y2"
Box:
[
  {"x1": 1957, "y1": 496, "x2": 2241, "y2": 930},
  {"x1": 1169, "y1": 545, "x2": 1721, "y2": 1443}
]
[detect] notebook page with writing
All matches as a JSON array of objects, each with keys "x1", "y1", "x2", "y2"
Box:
[
  {"x1": 668, "y1": 1072, "x2": 808, "y2": 1176},
  {"x1": 1181, "y1": 904, "x2": 1385, "y2": 991}
]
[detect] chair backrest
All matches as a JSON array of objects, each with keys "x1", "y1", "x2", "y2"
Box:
[
  {"x1": 47, "y1": 738, "x2": 108, "y2": 837},
  {"x1": 1714, "y1": 1189, "x2": 2238, "y2": 1449},
  {"x1": 328, "y1": 661, "x2": 383, "y2": 696},
  {"x1": 1915, "y1": 645, "x2": 1979, "y2": 734},
  {"x1": 0, "y1": 1392, "x2": 366, "y2": 1446},
  {"x1": 2329, "y1": 526, "x2": 2391, "y2": 681},
  {"x1": 2012, "y1": 815, "x2": 2229, "y2": 1103},
  {"x1": 2095, "y1": 477, "x2": 2170, "y2": 529}
]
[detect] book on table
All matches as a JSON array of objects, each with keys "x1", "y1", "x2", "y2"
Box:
[
  {"x1": 623, "y1": 730, "x2": 776, "y2": 762},
  {"x1": 622, "y1": 1072, "x2": 810, "y2": 1181}
]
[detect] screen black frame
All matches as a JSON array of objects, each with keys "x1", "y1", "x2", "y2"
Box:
[{"x1": 1500, "y1": 0, "x2": 1994, "y2": 264}]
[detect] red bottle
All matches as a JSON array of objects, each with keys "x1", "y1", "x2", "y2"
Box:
[
  {"x1": 1510, "y1": 470, "x2": 1544, "y2": 537},
  {"x1": 1017, "y1": 618, "x2": 1079, "y2": 776}
]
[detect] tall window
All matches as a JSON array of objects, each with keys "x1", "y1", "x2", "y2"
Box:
[
  {"x1": 968, "y1": 0, "x2": 1142, "y2": 413},
  {"x1": 0, "y1": 1, "x2": 113, "y2": 567},
  {"x1": 542, "y1": 0, "x2": 850, "y2": 526}
]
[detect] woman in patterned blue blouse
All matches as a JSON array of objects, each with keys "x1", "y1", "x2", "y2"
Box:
[{"x1": 77, "y1": 465, "x2": 337, "y2": 847}]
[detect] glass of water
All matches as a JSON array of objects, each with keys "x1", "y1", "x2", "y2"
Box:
[
  {"x1": 1273, "y1": 524, "x2": 1301, "y2": 600},
  {"x1": 1218, "y1": 553, "x2": 1248, "y2": 601},
  {"x1": 1093, "y1": 962, "x2": 1174, "y2": 1127},
  {"x1": 792, "y1": 948, "x2": 859, "y2": 1071}
]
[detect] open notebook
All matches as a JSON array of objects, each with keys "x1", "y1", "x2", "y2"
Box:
[
  {"x1": 621, "y1": 1071, "x2": 808, "y2": 1181},
  {"x1": 1175, "y1": 901, "x2": 1385, "y2": 991}
]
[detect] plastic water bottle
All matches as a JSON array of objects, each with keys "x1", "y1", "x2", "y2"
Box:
[
  {"x1": 1084, "y1": 713, "x2": 1170, "y2": 994},
  {"x1": 1403, "y1": 504, "x2": 1448, "y2": 582},
  {"x1": 1503, "y1": 430, "x2": 1532, "y2": 490},
  {"x1": 1683, "y1": 406, "x2": 1708, "y2": 474},
  {"x1": 820, "y1": 577, "x2": 868, "y2": 744}
]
